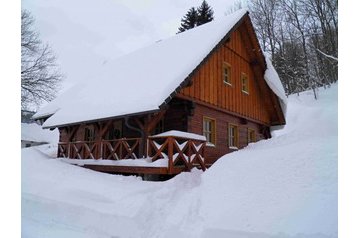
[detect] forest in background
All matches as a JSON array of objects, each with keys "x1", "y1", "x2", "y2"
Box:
[{"x1": 245, "y1": 0, "x2": 338, "y2": 98}]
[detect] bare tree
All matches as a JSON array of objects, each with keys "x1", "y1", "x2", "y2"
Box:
[
  {"x1": 247, "y1": 0, "x2": 337, "y2": 98},
  {"x1": 21, "y1": 9, "x2": 62, "y2": 110},
  {"x1": 224, "y1": 0, "x2": 245, "y2": 16}
]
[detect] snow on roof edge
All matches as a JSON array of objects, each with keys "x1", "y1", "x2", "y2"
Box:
[
  {"x1": 42, "y1": 108, "x2": 161, "y2": 129},
  {"x1": 263, "y1": 52, "x2": 287, "y2": 118}
]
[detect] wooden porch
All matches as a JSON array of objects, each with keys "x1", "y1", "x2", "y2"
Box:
[{"x1": 57, "y1": 130, "x2": 206, "y2": 175}]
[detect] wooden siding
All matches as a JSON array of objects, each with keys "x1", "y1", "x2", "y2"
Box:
[
  {"x1": 179, "y1": 25, "x2": 272, "y2": 125},
  {"x1": 188, "y1": 102, "x2": 270, "y2": 165}
]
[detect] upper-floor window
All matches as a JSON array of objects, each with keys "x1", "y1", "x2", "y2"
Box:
[
  {"x1": 228, "y1": 124, "x2": 239, "y2": 148},
  {"x1": 223, "y1": 62, "x2": 232, "y2": 85},
  {"x1": 203, "y1": 116, "x2": 216, "y2": 146},
  {"x1": 241, "y1": 72, "x2": 249, "y2": 94}
]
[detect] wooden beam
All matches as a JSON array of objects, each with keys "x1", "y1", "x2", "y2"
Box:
[
  {"x1": 67, "y1": 125, "x2": 80, "y2": 142},
  {"x1": 146, "y1": 110, "x2": 166, "y2": 134},
  {"x1": 80, "y1": 164, "x2": 184, "y2": 175},
  {"x1": 99, "y1": 120, "x2": 113, "y2": 138}
]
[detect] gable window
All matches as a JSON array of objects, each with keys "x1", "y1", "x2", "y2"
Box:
[
  {"x1": 248, "y1": 128, "x2": 256, "y2": 143},
  {"x1": 223, "y1": 62, "x2": 232, "y2": 85},
  {"x1": 84, "y1": 125, "x2": 95, "y2": 142},
  {"x1": 203, "y1": 117, "x2": 216, "y2": 146},
  {"x1": 241, "y1": 72, "x2": 249, "y2": 94},
  {"x1": 228, "y1": 124, "x2": 238, "y2": 148},
  {"x1": 107, "y1": 121, "x2": 123, "y2": 140}
]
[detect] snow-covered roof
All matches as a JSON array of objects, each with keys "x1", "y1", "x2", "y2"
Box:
[
  {"x1": 21, "y1": 123, "x2": 59, "y2": 143},
  {"x1": 36, "y1": 9, "x2": 249, "y2": 128},
  {"x1": 263, "y1": 53, "x2": 288, "y2": 117},
  {"x1": 36, "y1": 9, "x2": 285, "y2": 128}
]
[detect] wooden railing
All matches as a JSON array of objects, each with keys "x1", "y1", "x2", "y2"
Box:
[
  {"x1": 58, "y1": 138, "x2": 141, "y2": 160},
  {"x1": 58, "y1": 134, "x2": 206, "y2": 172},
  {"x1": 147, "y1": 135, "x2": 206, "y2": 173}
]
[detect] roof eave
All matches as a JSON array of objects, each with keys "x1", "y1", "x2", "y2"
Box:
[{"x1": 42, "y1": 109, "x2": 161, "y2": 129}]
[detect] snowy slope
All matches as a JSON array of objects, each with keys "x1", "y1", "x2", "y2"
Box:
[{"x1": 22, "y1": 84, "x2": 337, "y2": 238}]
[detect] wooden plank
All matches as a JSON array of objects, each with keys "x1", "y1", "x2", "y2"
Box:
[
  {"x1": 213, "y1": 52, "x2": 218, "y2": 106},
  {"x1": 209, "y1": 56, "x2": 214, "y2": 105},
  {"x1": 82, "y1": 164, "x2": 172, "y2": 174},
  {"x1": 217, "y1": 48, "x2": 222, "y2": 107},
  {"x1": 168, "y1": 137, "x2": 174, "y2": 174},
  {"x1": 230, "y1": 49, "x2": 234, "y2": 112}
]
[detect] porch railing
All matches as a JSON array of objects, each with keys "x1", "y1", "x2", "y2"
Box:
[
  {"x1": 147, "y1": 135, "x2": 206, "y2": 172},
  {"x1": 58, "y1": 133, "x2": 206, "y2": 172},
  {"x1": 58, "y1": 138, "x2": 141, "y2": 160}
]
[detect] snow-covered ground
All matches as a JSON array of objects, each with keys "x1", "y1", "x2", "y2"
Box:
[{"x1": 21, "y1": 84, "x2": 337, "y2": 238}]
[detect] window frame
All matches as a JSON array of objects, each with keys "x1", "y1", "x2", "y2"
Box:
[
  {"x1": 203, "y1": 116, "x2": 216, "y2": 146},
  {"x1": 223, "y1": 62, "x2": 232, "y2": 86},
  {"x1": 241, "y1": 72, "x2": 249, "y2": 94},
  {"x1": 228, "y1": 123, "x2": 239, "y2": 149}
]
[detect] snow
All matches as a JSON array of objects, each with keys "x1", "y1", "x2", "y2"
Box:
[
  {"x1": 151, "y1": 130, "x2": 207, "y2": 141},
  {"x1": 21, "y1": 123, "x2": 59, "y2": 144},
  {"x1": 264, "y1": 52, "x2": 288, "y2": 117},
  {"x1": 60, "y1": 157, "x2": 169, "y2": 168},
  {"x1": 35, "y1": 10, "x2": 249, "y2": 128},
  {"x1": 22, "y1": 84, "x2": 337, "y2": 237}
]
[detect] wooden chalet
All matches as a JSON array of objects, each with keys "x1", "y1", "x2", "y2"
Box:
[{"x1": 33, "y1": 10, "x2": 286, "y2": 179}]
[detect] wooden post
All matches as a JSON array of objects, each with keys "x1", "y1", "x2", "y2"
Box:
[
  {"x1": 100, "y1": 120, "x2": 113, "y2": 159},
  {"x1": 201, "y1": 141, "x2": 206, "y2": 171},
  {"x1": 168, "y1": 137, "x2": 174, "y2": 174}
]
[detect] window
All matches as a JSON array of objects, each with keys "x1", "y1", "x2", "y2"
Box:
[
  {"x1": 203, "y1": 117, "x2": 216, "y2": 145},
  {"x1": 248, "y1": 128, "x2": 256, "y2": 143},
  {"x1": 84, "y1": 125, "x2": 95, "y2": 141},
  {"x1": 223, "y1": 62, "x2": 232, "y2": 85},
  {"x1": 228, "y1": 124, "x2": 238, "y2": 148},
  {"x1": 107, "y1": 121, "x2": 123, "y2": 140},
  {"x1": 241, "y1": 72, "x2": 249, "y2": 94}
]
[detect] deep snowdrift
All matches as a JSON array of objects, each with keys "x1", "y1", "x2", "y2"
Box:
[{"x1": 22, "y1": 84, "x2": 337, "y2": 238}]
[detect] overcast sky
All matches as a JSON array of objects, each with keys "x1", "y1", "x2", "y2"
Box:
[{"x1": 21, "y1": 0, "x2": 244, "y2": 107}]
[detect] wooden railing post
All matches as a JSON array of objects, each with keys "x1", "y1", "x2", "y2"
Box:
[
  {"x1": 168, "y1": 137, "x2": 174, "y2": 174},
  {"x1": 67, "y1": 143, "x2": 71, "y2": 158}
]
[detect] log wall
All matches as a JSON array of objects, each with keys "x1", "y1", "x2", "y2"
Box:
[{"x1": 188, "y1": 102, "x2": 270, "y2": 165}]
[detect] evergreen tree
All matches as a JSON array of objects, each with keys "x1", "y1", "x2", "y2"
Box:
[
  {"x1": 177, "y1": 1, "x2": 214, "y2": 33},
  {"x1": 177, "y1": 7, "x2": 198, "y2": 33},
  {"x1": 197, "y1": 0, "x2": 214, "y2": 26}
]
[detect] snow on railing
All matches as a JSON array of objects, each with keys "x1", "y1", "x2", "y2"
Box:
[
  {"x1": 58, "y1": 130, "x2": 207, "y2": 173},
  {"x1": 148, "y1": 131, "x2": 206, "y2": 173}
]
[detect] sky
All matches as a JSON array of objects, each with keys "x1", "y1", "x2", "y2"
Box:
[{"x1": 21, "y1": 0, "x2": 246, "y2": 105}]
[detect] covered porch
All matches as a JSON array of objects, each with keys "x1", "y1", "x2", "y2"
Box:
[{"x1": 57, "y1": 130, "x2": 207, "y2": 175}]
